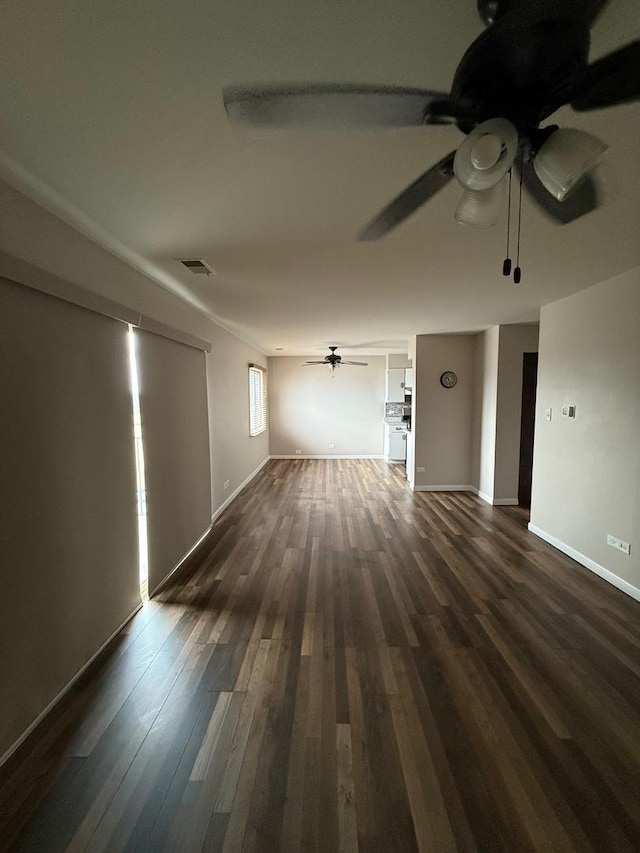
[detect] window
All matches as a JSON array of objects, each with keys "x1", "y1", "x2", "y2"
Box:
[{"x1": 249, "y1": 364, "x2": 267, "y2": 436}]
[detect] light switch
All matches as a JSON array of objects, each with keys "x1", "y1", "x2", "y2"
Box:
[
  {"x1": 545, "y1": 408, "x2": 552, "y2": 421},
  {"x1": 562, "y1": 405, "x2": 576, "y2": 418}
]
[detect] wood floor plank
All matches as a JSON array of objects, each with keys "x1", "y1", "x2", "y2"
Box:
[{"x1": 1, "y1": 459, "x2": 640, "y2": 853}]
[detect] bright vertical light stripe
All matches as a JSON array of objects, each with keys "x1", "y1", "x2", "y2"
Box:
[{"x1": 127, "y1": 325, "x2": 149, "y2": 594}]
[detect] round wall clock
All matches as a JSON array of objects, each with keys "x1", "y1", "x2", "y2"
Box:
[{"x1": 440, "y1": 371, "x2": 457, "y2": 388}]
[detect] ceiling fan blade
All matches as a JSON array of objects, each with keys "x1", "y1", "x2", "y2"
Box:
[
  {"x1": 572, "y1": 40, "x2": 640, "y2": 111},
  {"x1": 302, "y1": 361, "x2": 329, "y2": 365},
  {"x1": 585, "y1": 0, "x2": 611, "y2": 26},
  {"x1": 358, "y1": 151, "x2": 456, "y2": 241},
  {"x1": 223, "y1": 84, "x2": 462, "y2": 129},
  {"x1": 520, "y1": 158, "x2": 599, "y2": 224},
  {"x1": 340, "y1": 361, "x2": 369, "y2": 366}
]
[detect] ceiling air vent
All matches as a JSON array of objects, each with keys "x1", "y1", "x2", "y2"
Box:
[{"x1": 178, "y1": 258, "x2": 215, "y2": 275}]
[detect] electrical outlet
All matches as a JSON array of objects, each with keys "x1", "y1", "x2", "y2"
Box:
[
  {"x1": 545, "y1": 408, "x2": 552, "y2": 421},
  {"x1": 607, "y1": 534, "x2": 631, "y2": 555},
  {"x1": 562, "y1": 405, "x2": 576, "y2": 418},
  {"x1": 295, "y1": 449, "x2": 302, "y2": 455},
  {"x1": 328, "y1": 443, "x2": 335, "y2": 449},
  {"x1": 416, "y1": 466, "x2": 425, "y2": 473},
  {"x1": 223, "y1": 479, "x2": 230, "y2": 490}
]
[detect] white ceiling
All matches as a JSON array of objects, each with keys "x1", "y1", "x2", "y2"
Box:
[{"x1": 1, "y1": 0, "x2": 639, "y2": 356}]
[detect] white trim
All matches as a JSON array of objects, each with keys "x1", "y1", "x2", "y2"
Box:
[
  {"x1": 469, "y1": 486, "x2": 519, "y2": 506},
  {"x1": 270, "y1": 454, "x2": 384, "y2": 460},
  {"x1": 148, "y1": 523, "x2": 215, "y2": 598},
  {"x1": 212, "y1": 456, "x2": 272, "y2": 524},
  {"x1": 0, "y1": 602, "x2": 143, "y2": 769},
  {"x1": 147, "y1": 458, "x2": 272, "y2": 598},
  {"x1": 528, "y1": 523, "x2": 640, "y2": 603},
  {"x1": 413, "y1": 484, "x2": 475, "y2": 492}
]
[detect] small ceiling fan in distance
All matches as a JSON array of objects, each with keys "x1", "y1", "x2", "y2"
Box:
[
  {"x1": 302, "y1": 347, "x2": 368, "y2": 373},
  {"x1": 224, "y1": 0, "x2": 640, "y2": 242}
]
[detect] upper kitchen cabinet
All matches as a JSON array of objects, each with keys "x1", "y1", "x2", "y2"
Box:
[
  {"x1": 404, "y1": 368, "x2": 413, "y2": 391},
  {"x1": 385, "y1": 369, "x2": 405, "y2": 402}
]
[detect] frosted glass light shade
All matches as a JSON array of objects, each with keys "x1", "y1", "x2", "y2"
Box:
[
  {"x1": 534, "y1": 128, "x2": 607, "y2": 201},
  {"x1": 454, "y1": 182, "x2": 504, "y2": 227},
  {"x1": 454, "y1": 118, "x2": 518, "y2": 191}
]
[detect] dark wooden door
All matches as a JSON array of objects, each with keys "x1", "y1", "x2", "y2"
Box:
[{"x1": 518, "y1": 352, "x2": 538, "y2": 508}]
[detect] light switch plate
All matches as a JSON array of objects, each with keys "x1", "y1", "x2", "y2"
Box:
[{"x1": 545, "y1": 408, "x2": 552, "y2": 421}]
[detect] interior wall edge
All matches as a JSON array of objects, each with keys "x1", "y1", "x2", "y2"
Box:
[
  {"x1": 528, "y1": 523, "x2": 640, "y2": 603},
  {"x1": 0, "y1": 602, "x2": 144, "y2": 771}
]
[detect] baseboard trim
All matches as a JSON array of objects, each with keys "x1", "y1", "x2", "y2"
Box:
[
  {"x1": 528, "y1": 523, "x2": 640, "y2": 603},
  {"x1": 212, "y1": 456, "x2": 271, "y2": 525},
  {"x1": 413, "y1": 485, "x2": 474, "y2": 493},
  {"x1": 269, "y1": 454, "x2": 384, "y2": 460},
  {"x1": 149, "y1": 457, "x2": 272, "y2": 599},
  {"x1": 0, "y1": 601, "x2": 143, "y2": 770},
  {"x1": 469, "y1": 486, "x2": 518, "y2": 506}
]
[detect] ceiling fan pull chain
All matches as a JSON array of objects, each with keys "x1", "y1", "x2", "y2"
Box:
[
  {"x1": 503, "y1": 167, "x2": 513, "y2": 276},
  {"x1": 513, "y1": 149, "x2": 524, "y2": 285}
]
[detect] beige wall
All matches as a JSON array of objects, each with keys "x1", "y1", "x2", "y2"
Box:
[
  {"x1": 530, "y1": 268, "x2": 639, "y2": 593},
  {"x1": 268, "y1": 356, "x2": 385, "y2": 456},
  {"x1": 413, "y1": 334, "x2": 476, "y2": 488},
  {"x1": 208, "y1": 330, "x2": 268, "y2": 509}
]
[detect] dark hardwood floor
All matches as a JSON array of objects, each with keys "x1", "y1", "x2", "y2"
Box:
[{"x1": 1, "y1": 459, "x2": 639, "y2": 852}]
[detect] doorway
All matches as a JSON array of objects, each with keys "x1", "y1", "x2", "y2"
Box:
[{"x1": 518, "y1": 352, "x2": 538, "y2": 508}]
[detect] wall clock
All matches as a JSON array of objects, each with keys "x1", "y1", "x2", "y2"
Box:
[{"x1": 440, "y1": 371, "x2": 457, "y2": 388}]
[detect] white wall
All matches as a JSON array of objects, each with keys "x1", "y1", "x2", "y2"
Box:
[
  {"x1": 413, "y1": 334, "x2": 477, "y2": 489},
  {"x1": 471, "y1": 326, "x2": 499, "y2": 501},
  {"x1": 530, "y1": 267, "x2": 639, "y2": 596},
  {"x1": 268, "y1": 356, "x2": 385, "y2": 457}
]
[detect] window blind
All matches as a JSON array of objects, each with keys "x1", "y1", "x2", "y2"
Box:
[
  {"x1": 134, "y1": 329, "x2": 212, "y2": 593},
  {"x1": 249, "y1": 364, "x2": 267, "y2": 436},
  {"x1": 0, "y1": 276, "x2": 140, "y2": 760}
]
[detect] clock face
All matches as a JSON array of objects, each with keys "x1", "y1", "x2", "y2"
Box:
[{"x1": 440, "y1": 371, "x2": 457, "y2": 388}]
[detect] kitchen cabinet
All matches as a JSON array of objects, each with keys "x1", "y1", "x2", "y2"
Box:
[
  {"x1": 385, "y1": 369, "x2": 405, "y2": 402},
  {"x1": 404, "y1": 367, "x2": 413, "y2": 390},
  {"x1": 385, "y1": 425, "x2": 407, "y2": 462}
]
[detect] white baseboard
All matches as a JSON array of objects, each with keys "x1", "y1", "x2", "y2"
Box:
[
  {"x1": 150, "y1": 456, "x2": 272, "y2": 598},
  {"x1": 528, "y1": 523, "x2": 640, "y2": 603},
  {"x1": 0, "y1": 602, "x2": 143, "y2": 769},
  {"x1": 269, "y1": 454, "x2": 384, "y2": 460},
  {"x1": 469, "y1": 486, "x2": 518, "y2": 506},
  {"x1": 413, "y1": 485, "x2": 474, "y2": 492},
  {"x1": 212, "y1": 456, "x2": 271, "y2": 524}
]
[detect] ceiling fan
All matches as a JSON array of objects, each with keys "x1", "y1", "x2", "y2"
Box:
[
  {"x1": 224, "y1": 0, "x2": 640, "y2": 237},
  {"x1": 303, "y1": 346, "x2": 369, "y2": 372}
]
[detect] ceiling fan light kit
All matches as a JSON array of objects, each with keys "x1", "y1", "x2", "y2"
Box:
[
  {"x1": 302, "y1": 346, "x2": 368, "y2": 374},
  {"x1": 454, "y1": 183, "x2": 504, "y2": 227},
  {"x1": 453, "y1": 118, "x2": 518, "y2": 192},
  {"x1": 533, "y1": 128, "x2": 608, "y2": 201},
  {"x1": 224, "y1": 0, "x2": 640, "y2": 268}
]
